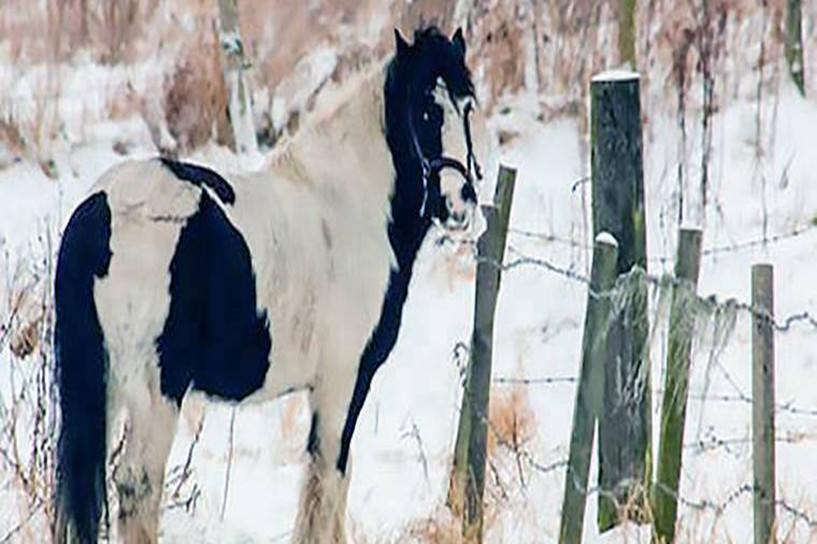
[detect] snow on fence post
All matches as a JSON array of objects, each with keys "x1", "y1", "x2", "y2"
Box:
[
  {"x1": 751, "y1": 264, "x2": 776, "y2": 544},
  {"x1": 653, "y1": 228, "x2": 703, "y2": 543},
  {"x1": 559, "y1": 233, "x2": 619, "y2": 544},
  {"x1": 217, "y1": 0, "x2": 258, "y2": 155},
  {"x1": 449, "y1": 165, "x2": 516, "y2": 542},
  {"x1": 589, "y1": 70, "x2": 651, "y2": 531}
]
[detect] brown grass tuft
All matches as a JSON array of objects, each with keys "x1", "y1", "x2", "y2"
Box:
[
  {"x1": 403, "y1": 507, "x2": 464, "y2": 543},
  {"x1": 0, "y1": 115, "x2": 28, "y2": 161},
  {"x1": 163, "y1": 24, "x2": 232, "y2": 153},
  {"x1": 10, "y1": 317, "x2": 40, "y2": 359},
  {"x1": 486, "y1": 386, "x2": 536, "y2": 459}
]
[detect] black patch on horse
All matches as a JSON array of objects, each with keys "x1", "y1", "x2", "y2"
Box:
[
  {"x1": 54, "y1": 191, "x2": 113, "y2": 543},
  {"x1": 159, "y1": 158, "x2": 236, "y2": 205},
  {"x1": 336, "y1": 27, "x2": 475, "y2": 473},
  {"x1": 307, "y1": 412, "x2": 320, "y2": 456},
  {"x1": 157, "y1": 191, "x2": 272, "y2": 405}
]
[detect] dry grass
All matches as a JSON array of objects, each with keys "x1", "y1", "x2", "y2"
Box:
[
  {"x1": 417, "y1": 385, "x2": 535, "y2": 543},
  {"x1": 401, "y1": 506, "x2": 466, "y2": 543},
  {"x1": 0, "y1": 230, "x2": 59, "y2": 541},
  {"x1": 486, "y1": 386, "x2": 536, "y2": 460},
  {"x1": 162, "y1": 25, "x2": 232, "y2": 153},
  {"x1": 0, "y1": 116, "x2": 27, "y2": 161},
  {"x1": 7, "y1": 0, "x2": 160, "y2": 64},
  {"x1": 0, "y1": 0, "x2": 804, "y2": 156}
]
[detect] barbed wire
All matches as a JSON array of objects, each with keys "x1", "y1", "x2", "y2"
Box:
[
  {"x1": 700, "y1": 224, "x2": 816, "y2": 257},
  {"x1": 452, "y1": 345, "x2": 817, "y2": 537},
  {"x1": 508, "y1": 228, "x2": 593, "y2": 251},
  {"x1": 488, "y1": 243, "x2": 817, "y2": 335},
  {"x1": 493, "y1": 375, "x2": 578, "y2": 386},
  {"x1": 507, "y1": 223, "x2": 817, "y2": 263}
]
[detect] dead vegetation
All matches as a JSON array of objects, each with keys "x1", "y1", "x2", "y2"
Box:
[
  {"x1": 1, "y1": 0, "x2": 809, "y2": 154},
  {"x1": 412, "y1": 385, "x2": 535, "y2": 542},
  {"x1": 162, "y1": 25, "x2": 232, "y2": 153},
  {"x1": 0, "y1": 228, "x2": 59, "y2": 541},
  {"x1": 0, "y1": 116, "x2": 27, "y2": 164}
]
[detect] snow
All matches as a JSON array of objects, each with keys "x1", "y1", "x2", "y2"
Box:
[
  {"x1": 595, "y1": 232, "x2": 618, "y2": 248},
  {"x1": 1, "y1": 38, "x2": 817, "y2": 544},
  {"x1": 591, "y1": 69, "x2": 640, "y2": 83}
]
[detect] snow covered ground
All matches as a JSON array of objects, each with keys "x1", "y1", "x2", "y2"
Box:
[{"x1": 1, "y1": 35, "x2": 817, "y2": 544}]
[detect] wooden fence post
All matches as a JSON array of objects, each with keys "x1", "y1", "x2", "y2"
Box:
[
  {"x1": 653, "y1": 228, "x2": 703, "y2": 543},
  {"x1": 752, "y1": 264, "x2": 776, "y2": 544},
  {"x1": 559, "y1": 233, "x2": 619, "y2": 544},
  {"x1": 590, "y1": 70, "x2": 651, "y2": 531},
  {"x1": 785, "y1": 0, "x2": 805, "y2": 96},
  {"x1": 217, "y1": 0, "x2": 258, "y2": 155},
  {"x1": 449, "y1": 165, "x2": 516, "y2": 542}
]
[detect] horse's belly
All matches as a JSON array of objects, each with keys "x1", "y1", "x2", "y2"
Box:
[{"x1": 239, "y1": 188, "x2": 393, "y2": 401}]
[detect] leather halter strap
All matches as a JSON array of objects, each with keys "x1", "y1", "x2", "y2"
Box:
[{"x1": 409, "y1": 95, "x2": 482, "y2": 217}]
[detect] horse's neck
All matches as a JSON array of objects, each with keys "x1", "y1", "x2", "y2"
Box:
[
  {"x1": 269, "y1": 63, "x2": 431, "y2": 273},
  {"x1": 269, "y1": 68, "x2": 395, "y2": 222}
]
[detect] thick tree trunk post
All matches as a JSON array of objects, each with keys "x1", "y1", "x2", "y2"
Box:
[
  {"x1": 448, "y1": 166, "x2": 516, "y2": 542},
  {"x1": 785, "y1": 0, "x2": 805, "y2": 96},
  {"x1": 559, "y1": 233, "x2": 619, "y2": 544},
  {"x1": 653, "y1": 228, "x2": 703, "y2": 543},
  {"x1": 618, "y1": 0, "x2": 637, "y2": 69},
  {"x1": 590, "y1": 71, "x2": 650, "y2": 531},
  {"x1": 217, "y1": 0, "x2": 258, "y2": 155},
  {"x1": 752, "y1": 264, "x2": 776, "y2": 544}
]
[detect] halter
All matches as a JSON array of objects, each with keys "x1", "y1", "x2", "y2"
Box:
[{"x1": 409, "y1": 96, "x2": 483, "y2": 218}]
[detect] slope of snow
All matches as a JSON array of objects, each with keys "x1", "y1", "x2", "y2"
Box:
[{"x1": 1, "y1": 73, "x2": 816, "y2": 544}]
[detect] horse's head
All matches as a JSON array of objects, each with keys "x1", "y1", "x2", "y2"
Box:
[{"x1": 390, "y1": 26, "x2": 483, "y2": 233}]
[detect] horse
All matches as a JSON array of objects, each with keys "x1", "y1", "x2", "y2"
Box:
[{"x1": 52, "y1": 26, "x2": 486, "y2": 544}]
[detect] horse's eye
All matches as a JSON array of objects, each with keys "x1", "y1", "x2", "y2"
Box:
[{"x1": 424, "y1": 103, "x2": 443, "y2": 125}]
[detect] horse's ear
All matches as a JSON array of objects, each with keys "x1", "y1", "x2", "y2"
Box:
[
  {"x1": 394, "y1": 28, "x2": 409, "y2": 57},
  {"x1": 452, "y1": 27, "x2": 466, "y2": 55}
]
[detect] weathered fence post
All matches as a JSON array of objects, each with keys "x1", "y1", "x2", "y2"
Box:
[
  {"x1": 752, "y1": 264, "x2": 776, "y2": 544},
  {"x1": 590, "y1": 70, "x2": 651, "y2": 531},
  {"x1": 217, "y1": 0, "x2": 258, "y2": 155},
  {"x1": 785, "y1": 0, "x2": 805, "y2": 96},
  {"x1": 653, "y1": 228, "x2": 703, "y2": 543},
  {"x1": 449, "y1": 165, "x2": 516, "y2": 542},
  {"x1": 559, "y1": 233, "x2": 619, "y2": 544}
]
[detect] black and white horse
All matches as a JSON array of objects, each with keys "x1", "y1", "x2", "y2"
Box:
[{"x1": 53, "y1": 27, "x2": 485, "y2": 543}]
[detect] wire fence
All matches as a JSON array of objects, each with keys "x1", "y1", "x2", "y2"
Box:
[
  {"x1": 448, "y1": 219, "x2": 817, "y2": 538},
  {"x1": 451, "y1": 338, "x2": 817, "y2": 538},
  {"x1": 508, "y1": 223, "x2": 817, "y2": 264},
  {"x1": 496, "y1": 238, "x2": 817, "y2": 334}
]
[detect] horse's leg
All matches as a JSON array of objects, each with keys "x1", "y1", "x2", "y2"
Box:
[
  {"x1": 293, "y1": 382, "x2": 355, "y2": 544},
  {"x1": 110, "y1": 390, "x2": 178, "y2": 544}
]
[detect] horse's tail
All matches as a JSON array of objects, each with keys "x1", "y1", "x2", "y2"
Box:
[{"x1": 53, "y1": 192, "x2": 113, "y2": 544}]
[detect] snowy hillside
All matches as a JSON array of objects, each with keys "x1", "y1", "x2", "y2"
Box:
[{"x1": 1, "y1": 1, "x2": 817, "y2": 543}]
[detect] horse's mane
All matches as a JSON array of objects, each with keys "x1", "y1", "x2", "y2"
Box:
[
  {"x1": 266, "y1": 25, "x2": 462, "y2": 169},
  {"x1": 263, "y1": 25, "x2": 472, "y2": 199},
  {"x1": 263, "y1": 58, "x2": 387, "y2": 187},
  {"x1": 277, "y1": 25, "x2": 451, "y2": 146}
]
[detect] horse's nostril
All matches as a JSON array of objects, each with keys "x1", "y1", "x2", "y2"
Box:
[{"x1": 461, "y1": 183, "x2": 476, "y2": 203}]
